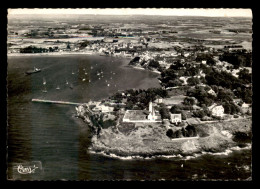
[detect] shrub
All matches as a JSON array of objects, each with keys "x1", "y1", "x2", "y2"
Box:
[
  {"x1": 181, "y1": 112, "x2": 187, "y2": 120},
  {"x1": 166, "y1": 129, "x2": 174, "y2": 138}
]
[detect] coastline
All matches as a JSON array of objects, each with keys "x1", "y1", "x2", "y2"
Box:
[{"x1": 87, "y1": 116, "x2": 251, "y2": 158}]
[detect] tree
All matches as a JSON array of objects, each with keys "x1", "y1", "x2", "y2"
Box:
[
  {"x1": 166, "y1": 129, "x2": 174, "y2": 138},
  {"x1": 148, "y1": 60, "x2": 160, "y2": 68},
  {"x1": 238, "y1": 68, "x2": 251, "y2": 84},
  {"x1": 159, "y1": 105, "x2": 170, "y2": 119},
  {"x1": 193, "y1": 110, "x2": 206, "y2": 118},
  {"x1": 187, "y1": 77, "x2": 200, "y2": 86},
  {"x1": 181, "y1": 112, "x2": 187, "y2": 120},
  {"x1": 67, "y1": 42, "x2": 71, "y2": 49},
  {"x1": 170, "y1": 105, "x2": 181, "y2": 114},
  {"x1": 183, "y1": 97, "x2": 195, "y2": 106}
]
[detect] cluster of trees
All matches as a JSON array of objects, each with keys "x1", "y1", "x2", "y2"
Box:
[
  {"x1": 234, "y1": 87, "x2": 252, "y2": 104},
  {"x1": 193, "y1": 109, "x2": 211, "y2": 118},
  {"x1": 205, "y1": 69, "x2": 241, "y2": 90},
  {"x1": 195, "y1": 53, "x2": 216, "y2": 66},
  {"x1": 79, "y1": 40, "x2": 90, "y2": 49},
  {"x1": 158, "y1": 104, "x2": 170, "y2": 119},
  {"x1": 160, "y1": 61, "x2": 209, "y2": 87},
  {"x1": 205, "y1": 69, "x2": 252, "y2": 104},
  {"x1": 187, "y1": 77, "x2": 201, "y2": 86},
  {"x1": 148, "y1": 59, "x2": 160, "y2": 68},
  {"x1": 160, "y1": 68, "x2": 180, "y2": 87},
  {"x1": 219, "y1": 50, "x2": 252, "y2": 68},
  {"x1": 110, "y1": 88, "x2": 168, "y2": 110},
  {"x1": 222, "y1": 101, "x2": 240, "y2": 115},
  {"x1": 166, "y1": 125, "x2": 197, "y2": 139},
  {"x1": 129, "y1": 56, "x2": 140, "y2": 65},
  {"x1": 20, "y1": 46, "x2": 49, "y2": 53},
  {"x1": 186, "y1": 86, "x2": 216, "y2": 107},
  {"x1": 238, "y1": 68, "x2": 252, "y2": 84}
]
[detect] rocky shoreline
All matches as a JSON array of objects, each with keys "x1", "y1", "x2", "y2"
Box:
[{"x1": 77, "y1": 105, "x2": 251, "y2": 158}]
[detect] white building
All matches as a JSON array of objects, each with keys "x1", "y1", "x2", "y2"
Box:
[
  {"x1": 92, "y1": 104, "x2": 114, "y2": 113},
  {"x1": 208, "y1": 104, "x2": 224, "y2": 117},
  {"x1": 207, "y1": 89, "x2": 217, "y2": 96},
  {"x1": 147, "y1": 102, "x2": 160, "y2": 121},
  {"x1": 170, "y1": 114, "x2": 182, "y2": 124}
]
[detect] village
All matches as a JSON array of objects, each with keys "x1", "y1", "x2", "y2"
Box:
[{"x1": 9, "y1": 14, "x2": 252, "y2": 139}]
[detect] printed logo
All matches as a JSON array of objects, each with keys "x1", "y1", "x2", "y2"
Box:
[{"x1": 11, "y1": 161, "x2": 43, "y2": 180}]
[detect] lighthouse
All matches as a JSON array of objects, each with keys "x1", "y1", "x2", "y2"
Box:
[{"x1": 148, "y1": 102, "x2": 155, "y2": 121}]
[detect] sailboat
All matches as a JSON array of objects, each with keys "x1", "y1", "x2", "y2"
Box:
[
  {"x1": 43, "y1": 78, "x2": 46, "y2": 85},
  {"x1": 56, "y1": 85, "x2": 60, "y2": 90},
  {"x1": 107, "y1": 84, "x2": 110, "y2": 87},
  {"x1": 66, "y1": 80, "x2": 69, "y2": 85},
  {"x1": 72, "y1": 71, "x2": 75, "y2": 75},
  {"x1": 89, "y1": 79, "x2": 91, "y2": 83},
  {"x1": 26, "y1": 66, "x2": 41, "y2": 75},
  {"x1": 91, "y1": 66, "x2": 93, "y2": 70},
  {"x1": 82, "y1": 78, "x2": 86, "y2": 81}
]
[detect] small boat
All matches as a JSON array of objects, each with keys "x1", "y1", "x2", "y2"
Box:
[
  {"x1": 107, "y1": 84, "x2": 110, "y2": 87},
  {"x1": 70, "y1": 84, "x2": 73, "y2": 89},
  {"x1": 56, "y1": 85, "x2": 60, "y2": 90},
  {"x1": 82, "y1": 78, "x2": 86, "y2": 81},
  {"x1": 85, "y1": 72, "x2": 88, "y2": 75},
  {"x1": 98, "y1": 77, "x2": 101, "y2": 80},
  {"x1": 66, "y1": 80, "x2": 69, "y2": 85},
  {"x1": 72, "y1": 71, "x2": 75, "y2": 75},
  {"x1": 26, "y1": 67, "x2": 41, "y2": 75},
  {"x1": 91, "y1": 66, "x2": 93, "y2": 70},
  {"x1": 43, "y1": 78, "x2": 46, "y2": 85},
  {"x1": 89, "y1": 80, "x2": 91, "y2": 82}
]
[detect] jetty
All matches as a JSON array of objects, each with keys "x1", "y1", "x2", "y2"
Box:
[{"x1": 32, "y1": 99, "x2": 81, "y2": 106}]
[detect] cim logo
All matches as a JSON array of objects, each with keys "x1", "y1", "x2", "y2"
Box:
[
  {"x1": 11, "y1": 161, "x2": 43, "y2": 180},
  {"x1": 16, "y1": 164, "x2": 38, "y2": 174}
]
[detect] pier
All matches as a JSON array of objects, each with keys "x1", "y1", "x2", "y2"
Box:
[{"x1": 32, "y1": 99, "x2": 82, "y2": 106}]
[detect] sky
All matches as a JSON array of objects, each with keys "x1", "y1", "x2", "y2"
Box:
[{"x1": 8, "y1": 8, "x2": 252, "y2": 17}]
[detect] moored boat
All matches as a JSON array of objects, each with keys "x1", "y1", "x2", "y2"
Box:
[{"x1": 26, "y1": 67, "x2": 41, "y2": 75}]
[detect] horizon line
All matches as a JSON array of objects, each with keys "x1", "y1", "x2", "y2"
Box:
[{"x1": 8, "y1": 8, "x2": 252, "y2": 18}]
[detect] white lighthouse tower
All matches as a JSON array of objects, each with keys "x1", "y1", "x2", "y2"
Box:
[{"x1": 148, "y1": 102, "x2": 156, "y2": 121}]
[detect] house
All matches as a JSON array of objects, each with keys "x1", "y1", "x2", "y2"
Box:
[
  {"x1": 202, "y1": 60, "x2": 207, "y2": 64},
  {"x1": 154, "y1": 96, "x2": 163, "y2": 103},
  {"x1": 207, "y1": 89, "x2": 217, "y2": 96},
  {"x1": 208, "y1": 104, "x2": 224, "y2": 117},
  {"x1": 170, "y1": 114, "x2": 182, "y2": 124},
  {"x1": 92, "y1": 104, "x2": 114, "y2": 113},
  {"x1": 241, "y1": 103, "x2": 251, "y2": 114}
]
